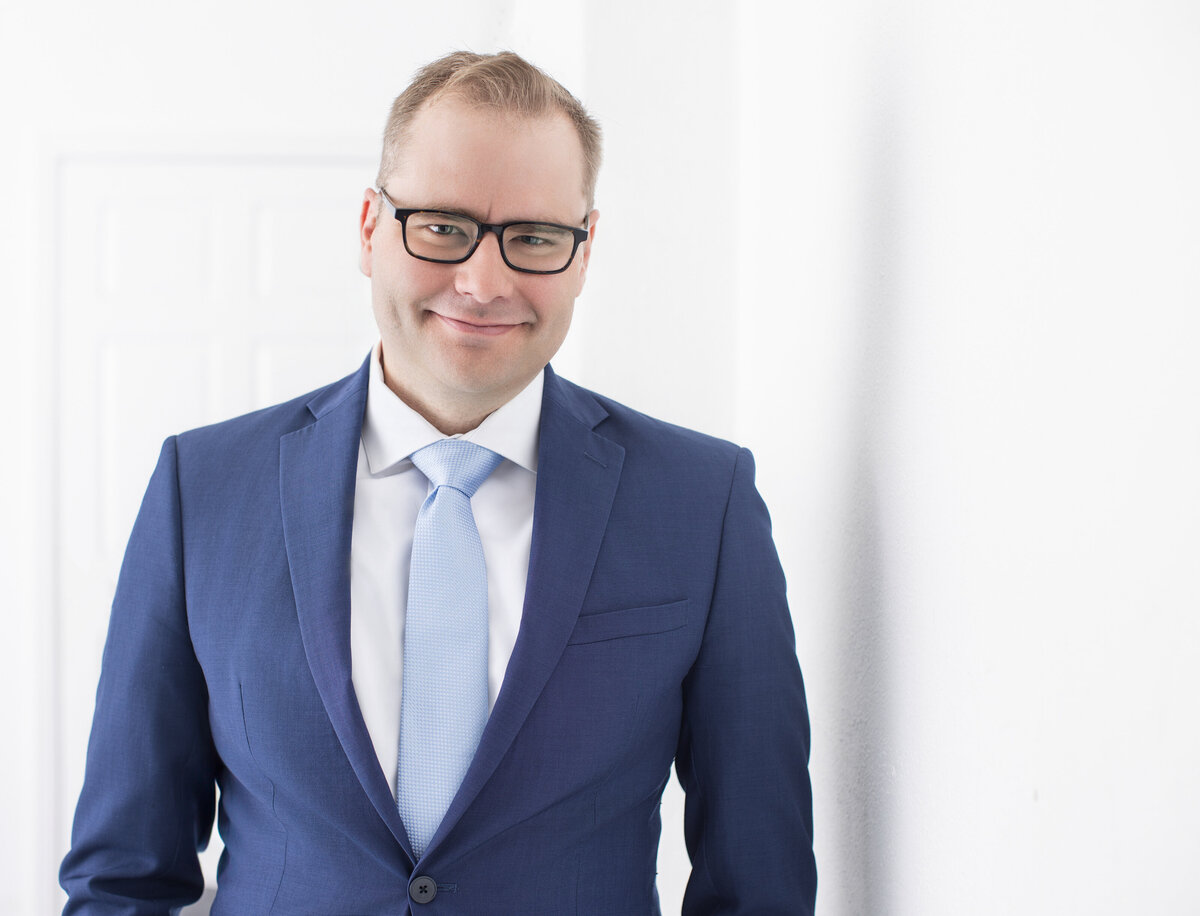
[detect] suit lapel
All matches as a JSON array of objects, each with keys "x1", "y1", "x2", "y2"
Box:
[
  {"x1": 430, "y1": 367, "x2": 625, "y2": 851},
  {"x1": 277, "y1": 361, "x2": 623, "y2": 860},
  {"x1": 278, "y1": 360, "x2": 414, "y2": 857}
]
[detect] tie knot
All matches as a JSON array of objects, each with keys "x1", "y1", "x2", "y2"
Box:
[{"x1": 410, "y1": 439, "x2": 503, "y2": 497}]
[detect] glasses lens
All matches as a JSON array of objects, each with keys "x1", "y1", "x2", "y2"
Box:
[
  {"x1": 404, "y1": 212, "x2": 479, "y2": 260},
  {"x1": 502, "y1": 223, "x2": 577, "y2": 272}
]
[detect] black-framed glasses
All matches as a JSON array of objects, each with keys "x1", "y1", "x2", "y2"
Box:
[{"x1": 378, "y1": 188, "x2": 590, "y2": 275}]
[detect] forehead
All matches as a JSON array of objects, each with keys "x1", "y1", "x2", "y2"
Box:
[{"x1": 386, "y1": 98, "x2": 588, "y2": 222}]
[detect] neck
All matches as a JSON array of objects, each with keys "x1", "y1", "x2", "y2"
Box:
[
  {"x1": 409, "y1": 400, "x2": 493, "y2": 437},
  {"x1": 377, "y1": 365, "x2": 510, "y2": 437}
]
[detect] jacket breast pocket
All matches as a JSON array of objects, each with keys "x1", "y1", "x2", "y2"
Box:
[{"x1": 565, "y1": 598, "x2": 688, "y2": 645}]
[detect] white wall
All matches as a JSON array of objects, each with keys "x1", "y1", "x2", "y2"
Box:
[
  {"x1": 3, "y1": 1, "x2": 1198, "y2": 913},
  {"x1": 735, "y1": 2, "x2": 1200, "y2": 912}
]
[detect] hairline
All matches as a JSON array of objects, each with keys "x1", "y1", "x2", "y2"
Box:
[
  {"x1": 378, "y1": 94, "x2": 592, "y2": 216},
  {"x1": 375, "y1": 52, "x2": 601, "y2": 211}
]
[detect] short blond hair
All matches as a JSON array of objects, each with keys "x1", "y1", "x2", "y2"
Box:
[{"x1": 376, "y1": 51, "x2": 602, "y2": 208}]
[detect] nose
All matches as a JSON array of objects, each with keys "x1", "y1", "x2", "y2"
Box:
[{"x1": 454, "y1": 232, "x2": 515, "y2": 304}]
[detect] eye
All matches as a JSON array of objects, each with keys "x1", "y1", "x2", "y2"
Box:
[
  {"x1": 505, "y1": 224, "x2": 572, "y2": 252},
  {"x1": 406, "y1": 212, "x2": 478, "y2": 252}
]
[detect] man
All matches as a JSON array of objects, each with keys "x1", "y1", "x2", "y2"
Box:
[{"x1": 61, "y1": 51, "x2": 816, "y2": 914}]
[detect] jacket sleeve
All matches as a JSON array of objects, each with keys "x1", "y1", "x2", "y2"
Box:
[
  {"x1": 675, "y1": 447, "x2": 817, "y2": 915},
  {"x1": 60, "y1": 437, "x2": 218, "y2": 915}
]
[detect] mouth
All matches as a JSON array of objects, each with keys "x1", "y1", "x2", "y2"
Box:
[{"x1": 432, "y1": 312, "x2": 523, "y2": 337}]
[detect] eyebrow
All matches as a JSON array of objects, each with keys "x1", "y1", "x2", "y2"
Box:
[
  {"x1": 419, "y1": 203, "x2": 486, "y2": 220},
  {"x1": 415, "y1": 204, "x2": 579, "y2": 227}
]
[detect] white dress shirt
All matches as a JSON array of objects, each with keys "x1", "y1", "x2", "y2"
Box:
[{"x1": 350, "y1": 345, "x2": 541, "y2": 793}]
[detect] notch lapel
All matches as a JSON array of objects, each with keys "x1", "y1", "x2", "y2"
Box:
[
  {"x1": 278, "y1": 362, "x2": 414, "y2": 857},
  {"x1": 429, "y1": 367, "x2": 624, "y2": 852}
]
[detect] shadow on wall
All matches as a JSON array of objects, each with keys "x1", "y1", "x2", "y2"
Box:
[
  {"x1": 833, "y1": 44, "x2": 902, "y2": 914},
  {"x1": 181, "y1": 887, "x2": 215, "y2": 915},
  {"x1": 836, "y1": 457, "x2": 893, "y2": 913}
]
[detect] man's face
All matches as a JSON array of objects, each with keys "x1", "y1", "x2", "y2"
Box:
[{"x1": 359, "y1": 96, "x2": 598, "y2": 429}]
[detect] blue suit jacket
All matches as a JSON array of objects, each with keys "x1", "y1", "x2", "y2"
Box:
[{"x1": 61, "y1": 360, "x2": 816, "y2": 915}]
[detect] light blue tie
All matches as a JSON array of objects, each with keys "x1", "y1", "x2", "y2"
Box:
[{"x1": 396, "y1": 439, "x2": 504, "y2": 859}]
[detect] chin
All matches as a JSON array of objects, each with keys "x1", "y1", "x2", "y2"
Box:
[{"x1": 432, "y1": 356, "x2": 508, "y2": 393}]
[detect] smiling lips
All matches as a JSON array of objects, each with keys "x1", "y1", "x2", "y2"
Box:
[{"x1": 434, "y1": 312, "x2": 523, "y2": 337}]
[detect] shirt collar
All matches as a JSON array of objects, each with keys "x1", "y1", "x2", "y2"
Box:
[{"x1": 361, "y1": 342, "x2": 542, "y2": 476}]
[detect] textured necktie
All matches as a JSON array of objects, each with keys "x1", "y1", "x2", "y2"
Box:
[{"x1": 396, "y1": 439, "x2": 504, "y2": 859}]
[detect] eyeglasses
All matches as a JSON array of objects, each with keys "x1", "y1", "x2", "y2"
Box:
[{"x1": 378, "y1": 188, "x2": 590, "y2": 275}]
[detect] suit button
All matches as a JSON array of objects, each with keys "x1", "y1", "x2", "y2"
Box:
[{"x1": 409, "y1": 875, "x2": 437, "y2": 904}]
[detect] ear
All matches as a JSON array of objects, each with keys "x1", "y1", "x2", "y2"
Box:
[
  {"x1": 359, "y1": 188, "x2": 380, "y2": 278},
  {"x1": 574, "y1": 209, "x2": 600, "y2": 293}
]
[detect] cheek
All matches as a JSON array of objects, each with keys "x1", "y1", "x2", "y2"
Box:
[
  {"x1": 375, "y1": 259, "x2": 449, "y2": 314},
  {"x1": 525, "y1": 289, "x2": 573, "y2": 335},
  {"x1": 535, "y1": 297, "x2": 576, "y2": 353},
  {"x1": 525, "y1": 273, "x2": 580, "y2": 321}
]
